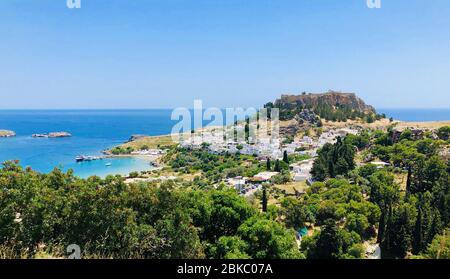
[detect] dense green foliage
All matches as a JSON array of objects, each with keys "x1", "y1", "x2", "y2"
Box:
[
  {"x1": 437, "y1": 126, "x2": 450, "y2": 141},
  {"x1": 0, "y1": 162, "x2": 301, "y2": 259},
  {"x1": 412, "y1": 229, "x2": 450, "y2": 259},
  {"x1": 311, "y1": 137, "x2": 356, "y2": 181},
  {"x1": 361, "y1": 130, "x2": 448, "y2": 258},
  {"x1": 1, "y1": 125, "x2": 449, "y2": 259},
  {"x1": 303, "y1": 128, "x2": 450, "y2": 259},
  {"x1": 368, "y1": 132, "x2": 449, "y2": 258},
  {"x1": 280, "y1": 179, "x2": 379, "y2": 259},
  {"x1": 164, "y1": 147, "x2": 267, "y2": 182},
  {"x1": 110, "y1": 146, "x2": 134, "y2": 155}
]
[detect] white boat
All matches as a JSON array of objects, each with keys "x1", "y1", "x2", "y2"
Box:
[
  {"x1": 75, "y1": 155, "x2": 102, "y2": 162},
  {"x1": 75, "y1": 156, "x2": 85, "y2": 162}
]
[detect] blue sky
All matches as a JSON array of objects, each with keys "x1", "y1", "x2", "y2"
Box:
[{"x1": 0, "y1": 0, "x2": 449, "y2": 109}]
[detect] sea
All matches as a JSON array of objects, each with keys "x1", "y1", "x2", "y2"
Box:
[
  {"x1": 377, "y1": 108, "x2": 450, "y2": 122},
  {"x1": 0, "y1": 110, "x2": 178, "y2": 178},
  {"x1": 1, "y1": 108, "x2": 449, "y2": 178}
]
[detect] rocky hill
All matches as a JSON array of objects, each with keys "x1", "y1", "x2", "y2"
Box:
[
  {"x1": 275, "y1": 91, "x2": 375, "y2": 113},
  {"x1": 265, "y1": 91, "x2": 378, "y2": 122},
  {"x1": 264, "y1": 91, "x2": 382, "y2": 137}
]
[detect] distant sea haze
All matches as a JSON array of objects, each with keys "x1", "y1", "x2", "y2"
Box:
[
  {"x1": 377, "y1": 108, "x2": 450, "y2": 122},
  {"x1": 0, "y1": 108, "x2": 449, "y2": 178}
]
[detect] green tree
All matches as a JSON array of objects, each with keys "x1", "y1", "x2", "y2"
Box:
[
  {"x1": 437, "y1": 126, "x2": 450, "y2": 140},
  {"x1": 261, "y1": 186, "x2": 268, "y2": 213},
  {"x1": 313, "y1": 219, "x2": 343, "y2": 259},
  {"x1": 209, "y1": 236, "x2": 250, "y2": 259},
  {"x1": 203, "y1": 190, "x2": 256, "y2": 242},
  {"x1": 383, "y1": 203, "x2": 416, "y2": 259},
  {"x1": 345, "y1": 213, "x2": 370, "y2": 239},
  {"x1": 274, "y1": 160, "x2": 281, "y2": 172},
  {"x1": 283, "y1": 151, "x2": 289, "y2": 164},
  {"x1": 237, "y1": 217, "x2": 303, "y2": 259},
  {"x1": 281, "y1": 197, "x2": 315, "y2": 229},
  {"x1": 311, "y1": 138, "x2": 356, "y2": 181},
  {"x1": 414, "y1": 229, "x2": 450, "y2": 259},
  {"x1": 368, "y1": 171, "x2": 400, "y2": 244},
  {"x1": 311, "y1": 158, "x2": 328, "y2": 181}
]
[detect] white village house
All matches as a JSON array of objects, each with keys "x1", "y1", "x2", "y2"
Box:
[{"x1": 290, "y1": 159, "x2": 314, "y2": 182}]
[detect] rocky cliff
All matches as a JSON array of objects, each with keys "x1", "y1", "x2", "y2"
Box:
[
  {"x1": 266, "y1": 91, "x2": 380, "y2": 136},
  {"x1": 274, "y1": 91, "x2": 375, "y2": 113}
]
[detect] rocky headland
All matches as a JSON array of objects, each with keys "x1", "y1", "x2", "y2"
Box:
[{"x1": 32, "y1": 132, "x2": 72, "y2": 138}]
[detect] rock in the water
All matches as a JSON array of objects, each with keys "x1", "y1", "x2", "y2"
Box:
[
  {"x1": 48, "y1": 132, "x2": 72, "y2": 138},
  {"x1": 32, "y1": 134, "x2": 47, "y2": 138},
  {"x1": 0, "y1": 130, "x2": 16, "y2": 138},
  {"x1": 32, "y1": 132, "x2": 72, "y2": 138}
]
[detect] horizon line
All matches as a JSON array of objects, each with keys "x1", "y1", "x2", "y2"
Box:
[{"x1": 1, "y1": 107, "x2": 450, "y2": 111}]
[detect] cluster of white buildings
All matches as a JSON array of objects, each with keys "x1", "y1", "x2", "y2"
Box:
[
  {"x1": 180, "y1": 131, "x2": 284, "y2": 159},
  {"x1": 282, "y1": 135, "x2": 316, "y2": 154},
  {"x1": 180, "y1": 128, "x2": 360, "y2": 195},
  {"x1": 180, "y1": 128, "x2": 358, "y2": 161},
  {"x1": 317, "y1": 128, "x2": 358, "y2": 148},
  {"x1": 226, "y1": 171, "x2": 280, "y2": 196}
]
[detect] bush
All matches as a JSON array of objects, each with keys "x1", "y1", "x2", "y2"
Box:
[
  {"x1": 347, "y1": 244, "x2": 365, "y2": 259},
  {"x1": 437, "y1": 126, "x2": 450, "y2": 141},
  {"x1": 129, "y1": 171, "x2": 139, "y2": 178}
]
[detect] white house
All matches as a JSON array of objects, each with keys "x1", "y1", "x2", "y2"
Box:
[
  {"x1": 291, "y1": 159, "x2": 314, "y2": 182},
  {"x1": 227, "y1": 176, "x2": 247, "y2": 191}
]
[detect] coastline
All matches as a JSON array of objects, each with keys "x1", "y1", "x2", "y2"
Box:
[
  {"x1": 1, "y1": 110, "x2": 449, "y2": 179},
  {"x1": 108, "y1": 117, "x2": 450, "y2": 173},
  {"x1": 66, "y1": 155, "x2": 160, "y2": 179},
  {"x1": 107, "y1": 154, "x2": 161, "y2": 162},
  {"x1": 113, "y1": 118, "x2": 450, "y2": 152}
]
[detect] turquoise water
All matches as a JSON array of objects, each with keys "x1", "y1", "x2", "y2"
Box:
[
  {"x1": 68, "y1": 157, "x2": 154, "y2": 178},
  {"x1": 0, "y1": 110, "x2": 177, "y2": 178}
]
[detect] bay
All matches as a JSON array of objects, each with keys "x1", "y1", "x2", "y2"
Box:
[{"x1": 1, "y1": 108, "x2": 449, "y2": 178}]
